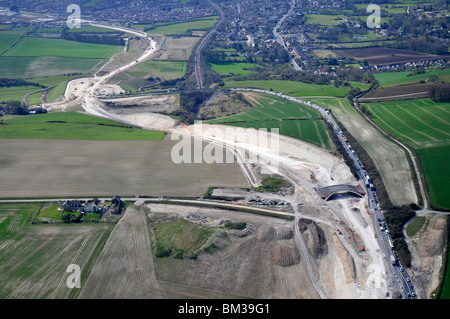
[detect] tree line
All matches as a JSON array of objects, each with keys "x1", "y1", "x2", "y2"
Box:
[
  {"x1": 0, "y1": 78, "x2": 44, "y2": 88},
  {"x1": 61, "y1": 29, "x2": 125, "y2": 46}
]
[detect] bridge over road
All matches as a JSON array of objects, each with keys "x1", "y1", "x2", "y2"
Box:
[{"x1": 314, "y1": 182, "x2": 366, "y2": 201}]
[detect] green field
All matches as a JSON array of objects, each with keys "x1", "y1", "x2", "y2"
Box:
[
  {"x1": 0, "y1": 112, "x2": 166, "y2": 141},
  {"x1": 365, "y1": 99, "x2": 450, "y2": 149},
  {"x1": 29, "y1": 74, "x2": 87, "y2": 88},
  {"x1": 0, "y1": 33, "x2": 21, "y2": 54},
  {"x1": 210, "y1": 62, "x2": 262, "y2": 77},
  {"x1": 0, "y1": 85, "x2": 40, "y2": 103},
  {"x1": 145, "y1": 17, "x2": 218, "y2": 35},
  {"x1": 223, "y1": 80, "x2": 350, "y2": 97},
  {"x1": 0, "y1": 202, "x2": 109, "y2": 298},
  {"x1": 306, "y1": 14, "x2": 347, "y2": 26},
  {"x1": 2, "y1": 36, "x2": 122, "y2": 59},
  {"x1": 416, "y1": 146, "x2": 450, "y2": 210},
  {"x1": 0, "y1": 56, "x2": 106, "y2": 78},
  {"x1": 45, "y1": 81, "x2": 67, "y2": 103},
  {"x1": 208, "y1": 92, "x2": 330, "y2": 149},
  {"x1": 153, "y1": 217, "x2": 214, "y2": 259},
  {"x1": 374, "y1": 69, "x2": 450, "y2": 87},
  {"x1": 365, "y1": 98, "x2": 450, "y2": 209}
]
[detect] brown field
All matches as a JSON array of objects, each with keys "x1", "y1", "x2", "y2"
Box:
[
  {"x1": 78, "y1": 204, "x2": 321, "y2": 299},
  {"x1": 332, "y1": 47, "x2": 441, "y2": 65},
  {"x1": 152, "y1": 36, "x2": 200, "y2": 61},
  {"x1": 359, "y1": 83, "x2": 439, "y2": 102},
  {"x1": 0, "y1": 135, "x2": 249, "y2": 198}
]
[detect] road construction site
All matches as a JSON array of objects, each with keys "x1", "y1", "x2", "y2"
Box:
[{"x1": 34, "y1": 22, "x2": 420, "y2": 299}]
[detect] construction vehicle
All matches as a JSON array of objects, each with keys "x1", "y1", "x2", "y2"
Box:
[
  {"x1": 390, "y1": 255, "x2": 397, "y2": 265},
  {"x1": 309, "y1": 172, "x2": 314, "y2": 179}
]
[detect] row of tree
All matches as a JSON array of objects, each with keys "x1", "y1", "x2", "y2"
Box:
[
  {"x1": 61, "y1": 30, "x2": 125, "y2": 46},
  {"x1": 429, "y1": 84, "x2": 450, "y2": 103},
  {"x1": 0, "y1": 78, "x2": 44, "y2": 88}
]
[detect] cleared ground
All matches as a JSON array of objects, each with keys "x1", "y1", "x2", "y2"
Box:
[
  {"x1": 0, "y1": 136, "x2": 249, "y2": 198},
  {"x1": 152, "y1": 37, "x2": 200, "y2": 61},
  {"x1": 79, "y1": 204, "x2": 321, "y2": 298},
  {"x1": 305, "y1": 97, "x2": 418, "y2": 206}
]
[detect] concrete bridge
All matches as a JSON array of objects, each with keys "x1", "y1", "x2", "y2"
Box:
[{"x1": 314, "y1": 183, "x2": 366, "y2": 201}]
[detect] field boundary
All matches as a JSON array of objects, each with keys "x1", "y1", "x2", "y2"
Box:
[{"x1": 353, "y1": 97, "x2": 426, "y2": 209}]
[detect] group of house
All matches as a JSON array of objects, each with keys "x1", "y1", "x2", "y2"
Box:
[{"x1": 58, "y1": 196, "x2": 122, "y2": 216}]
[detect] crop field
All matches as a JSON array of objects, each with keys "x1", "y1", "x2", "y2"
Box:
[
  {"x1": 44, "y1": 81, "x2": 68, "y2": 103},
  {"x1": 306, "y1": 97, "x2": 418, "y2": 206},
  {"x1": 223, "y1": 80, "x2": 350, "y2": 97},
  {"x1": 305, "y1": 14, "x2": 347, "y2": 26},
  {"x1": 0, "y1": 56, "x2": 106, "y2": 78},
  {"x1": 0, "y1": 85, "x2": 40, "y2": 103},
  {"x1": 0, "y1": 203, "x2": 109, "y2": 299},
  {"x1": 332, "y1": 47, "x2": 440, "y2": 65},
  {"x1": 30, "y1": 74, "x2": 88, "y2": 88},
  {"x1": 210, "y1": 62, "x2": 262, "y2": 77},
  {"x1": 365, "y1": 99, "x2": 450, "y2": 149},
  {"x1": 0, "y1": 112, "x2": 166, "y2": 140},
  {"x1": 208, "y1": 92, "x2": 330, "y2": 149},
  {"x1": 2, "y1": 36, "x2": 122, "y2": 59},
  {"x1": 0, "y1": 137, "x2": 249, "y2": 198},
  {"x1": 374, "y1": 68, "x2": 450, "y2": 87},
  {"x1": 0, "y1": 33, "x2": 21, "y2": 54},
  {"x1": 146, "y1": 17, "x2": 218, "y2": 35},
  {"x1": 364, "y1": 98, "x2": 450, "y2": 209},
  {"x1": 223, "y1": 119, "x2": 330, "y2": 149}
]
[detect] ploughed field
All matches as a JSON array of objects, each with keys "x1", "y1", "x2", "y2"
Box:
[
  {"x1": 0, "y1": 136, "x2": 249, "y2": 198},
  {"x1": 364, "y1": 98, "x2": 450, "y2": 210}
]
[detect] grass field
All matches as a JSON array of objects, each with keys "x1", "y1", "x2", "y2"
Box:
[
  {"x1": 365, "y1": 99, "x2": 450, "y2": 149},
  {"x1": 0, "y1": 85, "x2": 40, "y2": 103},
  {"x1": 210, "y1": 62, "x2": 262, "y2": 77},
  {"x1": 364, "y1": 98, "x2": 450, "y2": 209},
  {"x1": 145, "y1": 17, "x2": 218, "y2": 35},
  {"x1": 306, "y1": 14, "x2": 347, "y2": 26},
  {"x1": 208, "y1": 92, "x2": 331, "y2": 149},
  {"x1": 306, "y1": 97, "x2": 418, "y2": 206},
  {"x1": 0, "y1": 112, "x2": 166, "y2": 140},
  {"x1": 374, "y1": 69, "x2": 450, "y2": 87},
  {"x1": 2, "y1": 36, "x2": 122, "y2": 59},
  {"x1": 0, "y1": 203, "x2": 109, "y2": 298},
  {"x1": 0, "y1": 56, "x2": 106, "y2": 78},
  {"x1": 0, "y1": 33, "x2": 21, "y2": 54},
  {"x1": 415, "y1": 146, "x2": 450, "y2": 210},
  {"x1": 153, "y1": 217, "x2": 214, "y2": 258},
  {"x1": 44, "y1": 81, "x2": 67, "y2": 103},
  {"x1": 223, "y1": 80, "x2": 350, "y2": 97}
]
